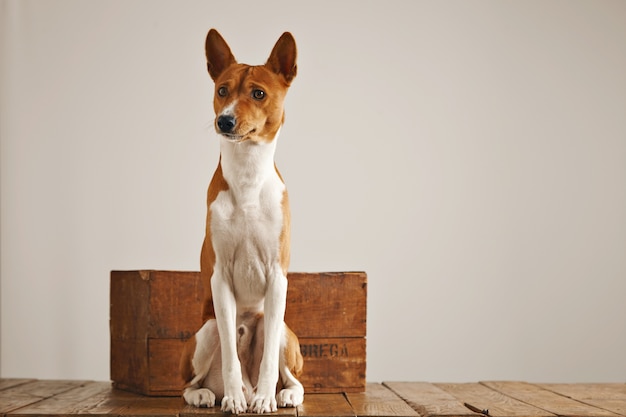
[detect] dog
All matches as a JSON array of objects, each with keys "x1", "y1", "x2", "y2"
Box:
[{"x1": 180, "y1": 29, "x2": 304, "y2": 413}]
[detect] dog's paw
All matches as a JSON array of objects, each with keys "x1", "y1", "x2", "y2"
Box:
[
  {"x1": 221, "y1": 390, "x2": 247, "y2": 414},
  {"x1": 249, "y1": 391, "x2": 278, "y2": 414},
  {"x1": 277, "y1": 387, "x2": 304, "y2": 408},
  {"x1": 183, "y1": 387, "x2": 216, "y2": 408}
]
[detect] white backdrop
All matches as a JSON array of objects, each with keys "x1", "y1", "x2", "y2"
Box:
[{"x1": 2, "y1": 0, "x2": 625, "y2": 383}]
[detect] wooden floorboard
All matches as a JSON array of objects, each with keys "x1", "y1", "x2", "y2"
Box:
[
  {"x1": 345, "y1": 383, "x2": 418, "y2": 417},
  {"x1": 297, "y1": 393, "x2": 355, "y2": 417},
  {"x1": 481, "y1": 381, "x2": 621, "y2": 417},
  {"x1": 1, "y1": 379, "x2": 625, "y2": 417},
  {"x1": 435, "y1": 382, "x2": 554, "y2": 417},
  {"x1": 0, "y1": 380, "x2": 90, "y2": 416},
  {"x1": 384, "y1": 382, "x2": 475, "y2": 417},
  {"x1": 538, "y1": 384, "x2": 626, "y2": 417}
]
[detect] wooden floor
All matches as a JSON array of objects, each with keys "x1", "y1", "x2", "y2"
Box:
[{"x1": 0, "y1": 379, "x2": 625, "y2": 417}]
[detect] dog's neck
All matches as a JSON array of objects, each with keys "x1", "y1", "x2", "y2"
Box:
[{"x1": 219, "y1": 131, "x2": 281, "y2": 200}]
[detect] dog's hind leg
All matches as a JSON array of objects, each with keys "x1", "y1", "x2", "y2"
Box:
[
  {"x1": 276, "y1": 324, "x2": 304, "y2": 407},
  {"x1": 181, "y1": 320, "x2": 222, "y2": 407}
]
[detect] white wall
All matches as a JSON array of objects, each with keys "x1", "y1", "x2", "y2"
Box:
[{"x1": 2, "y1": 0, "x2": 625, "y2": 383}]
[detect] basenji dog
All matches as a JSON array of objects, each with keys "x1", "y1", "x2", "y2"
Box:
[{"x1": 180, "y1": 29, "x2": 304, "y2": 413}]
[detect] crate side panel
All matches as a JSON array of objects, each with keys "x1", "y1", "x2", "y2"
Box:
[
  {"x1": 286, "y1": 272, "x2": 367, "y2": 338},
  {"x1": 110, "y1": 270, "x2": 151, "y2": 340},
  {"x1": 110, "y1": 339, "x2": 149, "y2": 395},
  {"x1": 148, "y1": 271, "x2": 203, "y2": 339},
  {"x1": 135, "y1": 336, "x2": 366, "y2": 396},
  {"x1": 148, "y1": 338, "x2": 187, "y2": 395},
  {"x1": 298, "y1": 337, "x2": 366, "y2": 393}
]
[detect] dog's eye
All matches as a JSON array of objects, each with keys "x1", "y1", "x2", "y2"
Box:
[
  {"x1": 217, "y1": 86, "x2": 228, "y2": 97},
  {"x1": 252, "y1": 89, "x2": 265, "y2": 100}
]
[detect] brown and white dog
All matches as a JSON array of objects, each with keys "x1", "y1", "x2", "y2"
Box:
[{"x1": 180, "y1": 29, "x2": 304, "y2": 413}]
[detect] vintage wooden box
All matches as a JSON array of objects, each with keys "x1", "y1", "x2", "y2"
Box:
[{"x1": 110, "y1": 270, "x2": 367, "y2": 396}]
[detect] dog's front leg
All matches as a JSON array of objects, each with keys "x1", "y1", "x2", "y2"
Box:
[
  {"x1": 249, "y1": 269, "x2": 288, "y2": 413},
  {"x1": 212, "y1": 271, "x2": 247, "y2": 414}
]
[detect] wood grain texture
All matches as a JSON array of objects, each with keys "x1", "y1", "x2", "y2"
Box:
[
  {"x1": 7, "y1": 381, "x2": 112, "y2": 416},
  {"x1": 147, "y1": 271, "x2": 204, "y2": 339},
  {"x1": 147, "y1": 339, "x2": 187, "y2": 394},
  {"x1": 384, "y1": 382, "x2": 475, "y2": 417},
  {"x1": 128, "y1": 335, "x2": 366, "y2": 396},
  {"x1": 110, "y1": 271, "x2": 366, "y2": 340},
  {"x1": 482, "y1": 381, "x2": 622, "y2": 417},
  {"x1": 110, "y1": 339, "x2": 149, "y2": 394},
  {"x1": 0, "y1": 380, "x2": 89, "y2": 415},
  {"x1": 0, "y1": 380, "x2": 35, "y2": 391},
  {"x1": 1, "y1": 380, "x2": 625, "y2": 417},
  {"x1": 114, "y1": 396, "x2": 187, "y2": 417},
  {"x1": 435, "y1": 383, "x2": 553, "y2": 417},
  {"x1": 297, "y1": 393, "x2": 355, "y2": 417},
  {"x1": 345, "y1": 383, "x2": 418, "y2": 417},
  {"x1": 285, "y1": 272, "x2": 367, "y2": 338},
  {"x1": 539, "y1": 383, "x2": 626, "y2": 416},
  {"x1": 299, "y1": 337, "x2": 366, "y2": 393}
]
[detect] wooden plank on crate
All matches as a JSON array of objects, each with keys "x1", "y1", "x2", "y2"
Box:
[
  {"x1": 384, "y1": 382, "x2": 475, "y2": 417},
  {"x1": 110, "y1": 338, "x2": 149, "y2": 394},
  {"x1": 0, "y1": 380, "x2": 88, "y2": 415},
  {"x1": 147, "y1": 271, "x2": 204, "y2": 339},
  {"x1": 6, "y1": 381, "x2": 112, "y2": 416},
  {"x1": 299, "y1": 337, "x2": 366, "y2": 393},
  {"x1": 482, "y1": 382, "x2": 622, "y2": 417},
  {"x1": 345, "y1": 383, "x2": 418, "y2": 417},
  {"x1": 141, "y1": 336, "x2": 366, "y2": 396},
  {"x1": 285, "y1": 272, "x2": 367, "y2": 338},
  {"x1": 539, "y1": 384, "x2": 626, "y2": 416},
  {"x1": 110, "y1": 270, "x2": 151, "y2": 339},
  {"x1": 148, "y1": 338, "x2": 186, "y2": 395},
  {"x1": 435, "y1": 383, "x2": 554, "y2": 417},
  {"x1": 110, "y1": 270, "x2": 366, "y2": 340},
  {"x1": 110, "y1": 270, "x2": 203, "y2": 341},
  {"x1": 297, "y1": 393, "x2": 355, "y2": 417}
]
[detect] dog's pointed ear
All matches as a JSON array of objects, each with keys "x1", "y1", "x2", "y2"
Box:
[
  {"x1": 266, "y1": 32, "x2": 297, "y2": 85},
  {"x1": 205, "y1": 29, "x2": 236, "y2": 81}
]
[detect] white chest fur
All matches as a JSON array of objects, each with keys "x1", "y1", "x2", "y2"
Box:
[{"x1": 209, "y1": 136, "x2": 286, "y2": 308}]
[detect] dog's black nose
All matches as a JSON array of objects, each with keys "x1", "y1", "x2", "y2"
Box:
[{"x1": 217, "y1": 115, "x2": 236, "y2": 133}]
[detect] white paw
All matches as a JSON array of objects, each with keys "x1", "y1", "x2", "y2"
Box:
[
  {"x1": 249, "y1": 391, "x2": 278, "y2": 414},
  {"x1": 183, "y1": 387, "x2": 216, "y2": 408},
  {"x1": 277, "y1": 387, "x2": 304, "y2": 408},
  {"x1": 221, "y1": 390, "x2": 248, "y2": 414}
]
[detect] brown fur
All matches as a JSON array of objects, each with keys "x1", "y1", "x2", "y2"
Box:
[
  {"x1": 200, "y1": 160, "x2": 229, "y2": 321},
  {"x1": 284, "y1": 326, "x2": 303, "y2": 379},
  {"x1": 180, "y1": 333, "x2": 197, "y2": 385}
]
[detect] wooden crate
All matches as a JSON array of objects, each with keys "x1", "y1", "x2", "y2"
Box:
[{"x1": 110, "y1": 270, "x2": 367, "y2": 396}]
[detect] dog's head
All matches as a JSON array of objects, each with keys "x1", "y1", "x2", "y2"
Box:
[{"x1": 205, "y1": 29, "x2": 297, "y2": 144}]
